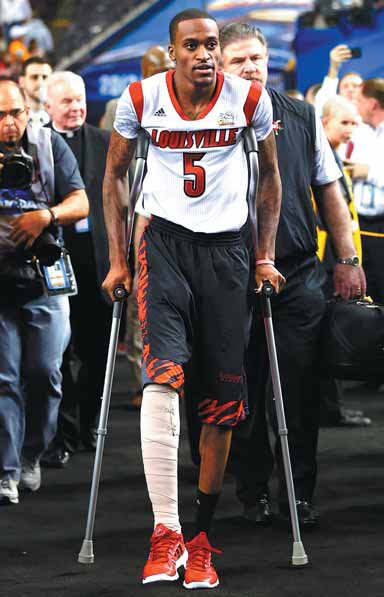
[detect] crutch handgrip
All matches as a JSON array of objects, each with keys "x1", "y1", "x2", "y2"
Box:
[
  {"x1": 251, "y1": 281, "x2": 275, "y2": 300},
  {"x1": 113, "y1": 285, "x2": 129, "y2": 301},
  {"x1": 261, "y1": 280, "x2": 275, "y2": 297}
]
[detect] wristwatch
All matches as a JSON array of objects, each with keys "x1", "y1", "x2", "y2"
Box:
[{"x1": 337, "y1": 255, "x2": 359, "y2": 266}]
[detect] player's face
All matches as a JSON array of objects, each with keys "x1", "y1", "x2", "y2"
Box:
[
  {"x1": 0, "y1": 84, "x2": 29, "y2": 145},
  {"x1": 339, "y1": 74, "x2": 362, "y2": 105},
  {"x1": 221, "y1": 37, "x2": 268, "y2": 86},
  {"x1": 46, "y1": 80, "x2": 86, "y2": 130},
  {"x1": 324, "y1": 108, "x2": 358, "y2": 147},
  {"x1": 19, "y1": 63, "x2": 52, "y2": 103},
  {"x1": 169, "y1": 19, "x2": 220, "y2": 88}
]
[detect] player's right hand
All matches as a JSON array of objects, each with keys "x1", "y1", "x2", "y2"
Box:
[
  {"x1": 255, "y1": 263, "x2": 286, "y2": 295},
  {"x1": 102, "y1": 263, "x2": 132, "y2": 301}
]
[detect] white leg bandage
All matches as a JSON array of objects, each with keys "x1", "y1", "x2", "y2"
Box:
[{"x1": 140, "y1": 384, "x2": 181, "y2": 533}]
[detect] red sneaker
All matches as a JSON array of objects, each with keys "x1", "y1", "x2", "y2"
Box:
[
  {"x1": 183, "y1": 532, "x2": 221, "y2": 590},
  {"x1": 142, "y1": 523, "x2": 187, "y2": 584}
]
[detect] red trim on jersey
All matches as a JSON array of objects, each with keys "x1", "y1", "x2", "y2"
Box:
[
  {"x1": 129, "y1": 81, "x2": 144, "y2": 123},
  {"x1": 243, "y1": 81, "x2": 262, "y2": 125},
  {"x1": 166, "y1": 69, "x2": 225, "y2": 121}
]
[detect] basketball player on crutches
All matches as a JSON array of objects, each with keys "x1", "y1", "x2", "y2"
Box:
[{"x1": 79, "y1": 8, "x2": 288, "y2": 590}]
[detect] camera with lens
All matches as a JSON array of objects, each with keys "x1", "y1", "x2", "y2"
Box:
[
  {"x1": 0, "y1": 142, "x2": 62, "y2": 265},
  {"x1": 0, "y1": 142, "x2": 34, "y2": 189},
  {"x1": 30, "y1": 231, "x2": 62, "y2": 267}
]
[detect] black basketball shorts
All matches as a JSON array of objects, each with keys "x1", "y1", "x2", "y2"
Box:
[{"x1": 137, "y1": 216, "x2": 251, "y2": 428}]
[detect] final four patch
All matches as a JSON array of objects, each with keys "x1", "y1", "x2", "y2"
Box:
[{"x1": 218, "y1": 111, "x2": 235, "y2": 126}]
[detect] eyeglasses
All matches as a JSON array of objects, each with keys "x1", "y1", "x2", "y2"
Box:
[{"x1": 0, "y1": 108, "x2": 26, "y2": 120}]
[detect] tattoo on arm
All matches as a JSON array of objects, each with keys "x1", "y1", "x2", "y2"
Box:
[
  {"x1": 103, "y1": 130, "x2": 137, "y2": 266},
  {"x1": 254, "y1": 131, "x2": 282, "y2": 260}
]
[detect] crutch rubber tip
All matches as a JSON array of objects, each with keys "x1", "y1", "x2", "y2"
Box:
[
  {"x1": 291, "y1": 541, "x2": 308, "y2": 566},
  {"x1": 78, "y1": 539, "x2": 94, "y2": 564}
]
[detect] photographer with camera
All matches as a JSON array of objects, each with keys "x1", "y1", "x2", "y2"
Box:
[{"x1": 0, "y1": 80, "x2": 88, "y2": 505}]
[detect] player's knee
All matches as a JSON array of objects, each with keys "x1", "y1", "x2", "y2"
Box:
[
  {"x1": 141, "y1": 383, "x2": 180, "y2": 442},
  {"x1": 200, "y1": 423, "x2": 232, "y2": 448}
]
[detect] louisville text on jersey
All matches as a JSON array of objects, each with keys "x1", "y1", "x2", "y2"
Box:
[{"x1": 151, "y1": 128, "x2": 240, "y2": 149}]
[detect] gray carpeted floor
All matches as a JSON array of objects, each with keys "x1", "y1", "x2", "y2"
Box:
[{"x1": 2, "y1": 360, "x2": 384, "y2": 597}]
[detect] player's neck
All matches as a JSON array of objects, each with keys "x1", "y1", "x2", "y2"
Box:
[{"x1": 173, "y1": 71, "x2": 218, "y2": 120}]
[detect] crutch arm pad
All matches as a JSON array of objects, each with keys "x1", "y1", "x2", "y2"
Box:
[
  {"x1": 242, "y1": 126, "x2": 259, "y2": 155},
  {"x1": 135, "y1": 129, "x2": 151, "y2": 160}
]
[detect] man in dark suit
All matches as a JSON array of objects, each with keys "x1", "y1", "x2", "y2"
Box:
[{"x1": 41, "y1": 71, "x2": 112, "y2": 466}]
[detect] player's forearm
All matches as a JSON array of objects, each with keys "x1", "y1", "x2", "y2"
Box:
[
  {"x1": 102, "y1": 131, "x2": 137, "y2": 267},
  {"x1": 254, "y1": 131, "x2": 281, "y2": 260},
  {"x1": 315, "y1": 180, "x2": 355, "y2": 258},
  {"x1": 103, "y1": 174, "x2": 128, "y2": 266},
  {"x1": 256, "y1": 168, "x2": 281, "y2": 261}
]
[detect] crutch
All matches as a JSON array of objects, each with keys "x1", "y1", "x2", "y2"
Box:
[
  {"x1": 78, "y1": 130, "x2": 150, "y2": 564},
  {"x1": 243, "y1": 127, "x2": 308, "y2": 566}
]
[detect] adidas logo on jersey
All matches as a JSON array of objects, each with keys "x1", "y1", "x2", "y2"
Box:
[{"x1": 154, "y1": 108, "x2": 167, "y2": 117}]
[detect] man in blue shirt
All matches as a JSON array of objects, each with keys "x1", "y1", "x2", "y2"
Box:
[{"x1": 0, "y1": 80, "x2": 88, "y2": 505}]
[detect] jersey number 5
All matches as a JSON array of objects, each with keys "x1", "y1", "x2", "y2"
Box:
[{"x1": 183, "y1": 152, "x2": 206, "y2": 198}]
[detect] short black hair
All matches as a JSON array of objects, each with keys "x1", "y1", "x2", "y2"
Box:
[
  {"x1": 169, "y1": 9, "x2": 217, "y2": 43},
  {"x1": 21, "y1": 56, "x2": 52, "y2": 76},
  {"x1": 219, "y1": 22, "x2": 268, "y2": 53}
]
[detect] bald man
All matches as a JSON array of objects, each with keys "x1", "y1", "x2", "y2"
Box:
[
  {"x1": 141, "y1": 45, "x2": 174, "y2": 79},
  {"x1": 101, "y1": 47, "x2": 174, "y2": 130}
]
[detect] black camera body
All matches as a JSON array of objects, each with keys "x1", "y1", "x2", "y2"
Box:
[
  {"x1": 0, "y1": 143, "x2": 34, "y2": 189},
  {"x1": 31, "y1": 231, "x2": 62, "y2": 266},
  {"x1": 0, "y1": 142, "x2": 62, "y2": 266}
]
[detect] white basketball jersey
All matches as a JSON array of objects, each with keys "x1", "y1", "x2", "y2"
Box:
[{"x1": 115, "y1": 70, "x2": 272, "y2": 233}]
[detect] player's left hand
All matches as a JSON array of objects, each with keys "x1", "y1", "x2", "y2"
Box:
[
  {"x1": 9, "y1": 209, "x2": 51, "y2": 248},
  {"x1": 333, "y1": 263, "x2": 366, "y2": 300},
  {"x1": 255, "y1": 263, "x2": 286, "y2": 295}
]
